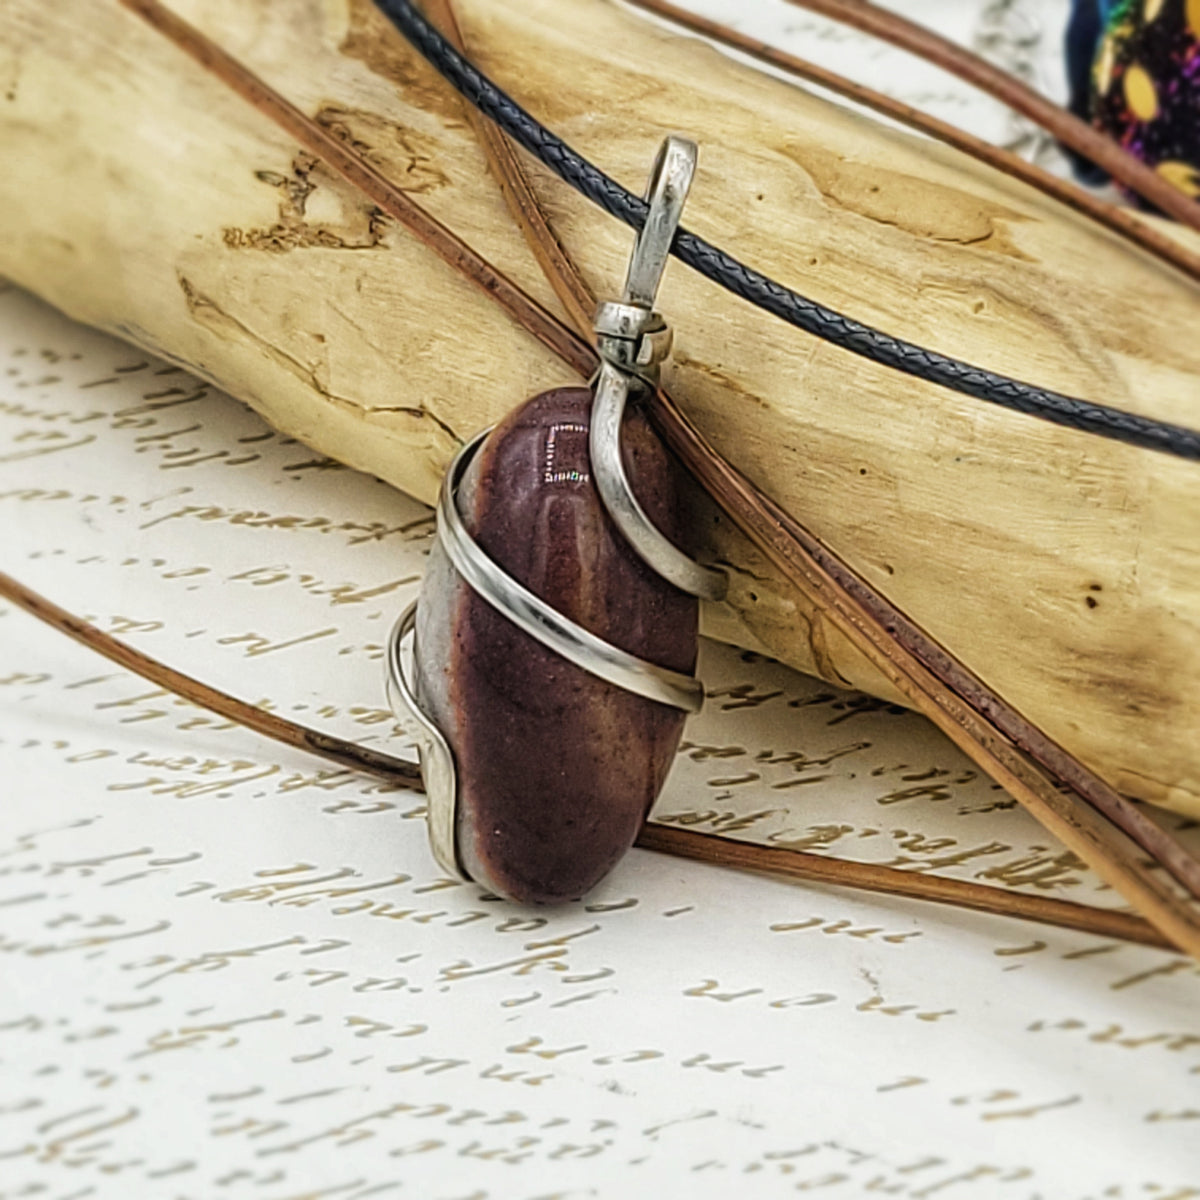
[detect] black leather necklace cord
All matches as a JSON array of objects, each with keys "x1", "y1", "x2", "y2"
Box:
[{"x1": 376, "y1": 0, "x2": 1200, "y2": 463}]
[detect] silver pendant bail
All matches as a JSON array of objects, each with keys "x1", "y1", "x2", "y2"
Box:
[
  {"x1": 623, "y1": 135, "x2": 698, "y2": 314},
  {"x1": 590, "y1": 135, "x2": 728, "y2": 602}
]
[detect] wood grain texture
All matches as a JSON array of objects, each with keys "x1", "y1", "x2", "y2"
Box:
[
  {"x1": 622, "y1": 0, "x2": 1200, "y2": 283},
  {"x1": 2, "y1": 0, "x2": 1199, "y2": 813}
]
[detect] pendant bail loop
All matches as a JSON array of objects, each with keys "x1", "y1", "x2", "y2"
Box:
[{"x1": 622, "y1": 135, "x2": 697, "y2": 314}]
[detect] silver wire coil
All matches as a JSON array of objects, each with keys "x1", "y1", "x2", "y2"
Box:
[{"x1": 436, "y1": 429, "x2": 705, "y2": 715}]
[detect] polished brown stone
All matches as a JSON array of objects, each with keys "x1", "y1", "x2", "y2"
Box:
[{"x1": 414, "y1": 387, "x2": 698, "y2": 904}]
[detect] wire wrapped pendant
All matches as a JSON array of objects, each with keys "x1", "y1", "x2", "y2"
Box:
[{"x1": 387, "y1": 137, "x2": 724, "y2": 902}]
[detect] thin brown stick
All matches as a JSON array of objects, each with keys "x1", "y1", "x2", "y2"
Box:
[
  {"x1": 649, "y1": 394, "x2": 1200, "y2": 957},
  {"x1": 621, "y1": 0, "x2": 1200, "y2": 284},
  {"x1": 0, "y1": 569, "x2": 1170, "y2": 952},
  {"x1": 636, "y1": 826, "x2": 1172, "y2": 951},
  {"x1": 117, "y1": 0, "x2": 1200, "y2": 957},
  {"x1": 424, "y1": 0, "x2": 599, "y2": 333},
  {"x1": 0, "y1": 570, "x2": 423, "y2": 790},
  {"x1": 780, "y1": 0, "x2": 1200, "y2": 233}
]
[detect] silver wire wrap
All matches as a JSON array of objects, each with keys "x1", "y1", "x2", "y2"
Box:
[
  {"x1": 386, "y1": 601, "x2": 463, "y2": 877},
  {"x1": 437, "y1": 430, "x2": 705, "y2": 715}
]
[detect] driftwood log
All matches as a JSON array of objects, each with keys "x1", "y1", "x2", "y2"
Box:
[{"x1": 3, "y1": 0, "x2": 1199, "y2": 814}]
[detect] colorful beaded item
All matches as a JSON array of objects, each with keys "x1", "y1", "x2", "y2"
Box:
[{"x1": 1067, "y1": 0, "x2": 1200, "y2": 205}]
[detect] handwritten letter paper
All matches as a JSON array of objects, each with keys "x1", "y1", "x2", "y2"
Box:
[{"x1": 1, "y1": 5, "x2": 1198, "y2": 1193}]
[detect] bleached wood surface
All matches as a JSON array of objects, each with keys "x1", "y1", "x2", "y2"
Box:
[{"x1": 2, "y1": 0, "x2": 1199, "y2": 812}]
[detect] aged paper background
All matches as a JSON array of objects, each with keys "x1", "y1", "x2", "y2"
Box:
[{"x1": 3, "y1": 2, "x2": 1199, "y2": 1197}]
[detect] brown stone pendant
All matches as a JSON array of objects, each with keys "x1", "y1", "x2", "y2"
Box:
[
  {"x1": 412, "y1": 387, "x2": 698, "y2": 903},
  {"x1": 385, "y1": 135, "x2": 722, "y2": 903}
]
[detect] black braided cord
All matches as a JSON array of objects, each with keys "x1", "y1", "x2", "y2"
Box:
[{"x1": 376, "y1": 0, "x2": 1200, "y2": 462}]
